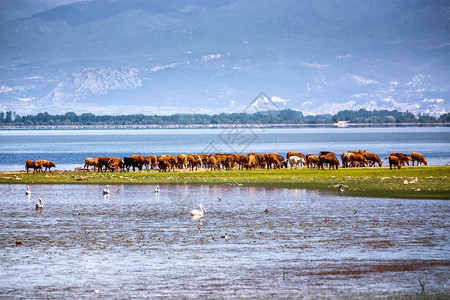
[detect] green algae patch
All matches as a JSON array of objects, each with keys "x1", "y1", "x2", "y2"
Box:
[{"x1": 1, "y1": 166, "x2": 449, "y2": 200}]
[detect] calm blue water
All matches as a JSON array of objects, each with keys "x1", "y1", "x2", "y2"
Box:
[{"x1": 0, "y1": 127, "x2": 449, "y2": 171}]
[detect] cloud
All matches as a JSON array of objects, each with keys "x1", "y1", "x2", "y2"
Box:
[
  {"x1": 17, "y1": 97, "x2": 35, "y2": 102},
  {"x1": 301, "y1": 61, "x2": 329, "y2": 69},
  {"x1": 352, "y1": 75, "x2": 377, "y2": 86},
  {"x1": 336, "y1": 53, "x2": 352, "y2": 59}
]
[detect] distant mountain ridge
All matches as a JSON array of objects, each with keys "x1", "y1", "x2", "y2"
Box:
[{"x1": 0, "y1": 0, "x2": 448, "y2": 116}]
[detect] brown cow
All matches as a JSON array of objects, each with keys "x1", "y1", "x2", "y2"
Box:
[
  {"x1": 411, "y1": 152, "x2": 428, "y2": 166},
  {"x1": 150, "y1": 155, "x2": 158, "y2": 169},
  {"x1": 97, "y1": 157, "x2": 111, "y2": 172},
  {"x1": 389, "y1": 155, "x2": 401, "y2": 170},
  {"x1": 348, "y1": 153, "x2": 368, "y2": 167},
  {"x1": 225, "y1": 154, "x2": 238, "y2": 170},
  {"x1": 84, "y1": 157, "x2": 98, "y2": 171},
  {"x1": 246, "y1": 154, "x2": 258, "y2": 170},
  {"x1": 236, "y1": 154, "x2": 249, "y2": 170},
  {"x1": 263, "y1": 153, "x2": 281, "y2": 169},
  {"x1": 131, "y1": 155, "x2": 148, "y2": 169},
  {"x1": 37, "y1": 160, "x2": 56, "y2": 173},
  {"x1": 107, "y1": 157, "x2": 123, "y2": 172},
  {"x1": 187, "y1": 154, "x2": 202, "y2": 171},
  {"x1": 306, "y1": 154, "x2": 320, "y2": 169},
  {"x1": 318, "y1": 153, "x2": 340, "y2": 170},
  {"x1": 390, "y1": 152, "x2": 411, "y2": 166},
  {"x1": 177, "y1": 154, "x2": 188, "y2": 169},
  {"x1": 359, "y1": 151, "x2": 383, "y2": 167},
  {"x1": 209, "y1": 155, "x2": 219, "y2": 171},
  {"x1": 25, "y1": 160, "x2": 43, "y2": 174},
  {"x1": 158, "y1": 156, "x2": 171, "y2": 172},
  {"x1": 248, "y1": 153, "x2": 265, "y2": 168}
]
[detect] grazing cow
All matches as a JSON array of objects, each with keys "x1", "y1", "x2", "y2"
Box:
[
  {"x1": 177, "y1": 154, "x2": 188, "y2": 169},
  {"x1": 411, "y1": 152, "x2": 428, "y2": 166},
  {"x1": 348, "y1": 153, "x2": 368, "y2": 168},
  {"x1": 187, "y1": 154, "x2": 202, "y2": 171},
  {"x1": 158, "y1": 155, "x2": 171, "y2": 172},
  {"x1": 130, "y1": 155, "x2": 149, "y2": 169},
  {"x1": 25, "y1": 160, "x2": 43, "y2": 174},
  {"x1": 359, "y1": 151, "x2": 383, "y2": 167},
  {"x1": 209, "y1": 155, "x2": 219, "y2": 171},
  {"x1": 84, "y1": 157, "x2": 98, "y2": 171},
  {"x1": 390, "y1": 152, "x2": 411, "y2": 166},
  {"x1": 389, "y1": 155, "x2": 401, "y2": 169},
  {"x1": 225, "y1": 154, "x2": 238, "y2": 170},
  {"x1": 287, "y1": 152, "x2": 306, "y2": 166},
  {"x1": 318, "y1": 153, "x2": 340, "y2": 170},
  {"x1": 150, "y1": 155, "x2": 158, "y2": 169},
  {"x1": 107, "y1": 157, "x2": 124, "y2": 172},
  {"x1": 248, "y1": 153, "x2": 265, "y2": 169},
  {"x1": 246, "y1": 154, "x2": 258, "y2": 170},
  {"x1": 37, "y1": 160, "x2": 56, "y2": 173},
  {"x1": 200, "y1": 154, "x2": 209, "y2": 168},
  {"x1": 236, "y1": 154, "x2": 249, "y2": 170},
  {"x1": 97, "y1": 157, "x2": 111, "y2": 172},
  {"x1": 264, "y1": 153, "x2": 281, "y2": 169},
  {"x1": 288, "y1": 155, "x2": 305, "y2": 169},
  {"x1": 306, "y1": 154, "x2": 320, "y2": 169},
  {"x1": 123, "y1": 157, "x2": 142, "y2": 171}
]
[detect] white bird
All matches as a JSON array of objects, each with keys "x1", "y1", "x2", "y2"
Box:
[
  {"x1": 155, "y1": 186, "x2": 160, "y2": 193},
  {"x1": 26, "y1": 185, "x2": 31, "y2": 196},
  {"x1": 190, "y1": 204, "x2": 207, "y2": 217},
  {"x1": 35, "y1": 197, "x2": 45, "y2": 210},
  {"x1": 221, "y1": 233, "x2": 228, "y2": 243},
  {"x1": 338, "y1": 185, "x2": 344, "y2": 193},
  {"x1": 103, "y1": 185, "x2": 110, "y2": 195}
]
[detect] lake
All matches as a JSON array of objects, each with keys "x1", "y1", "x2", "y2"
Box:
[
  {"x1": 0, "y1": 184, "x2": 448, "y2": 298},
  {"x1": 0, "y1": 126, "x2": 449, "y2": 171}
]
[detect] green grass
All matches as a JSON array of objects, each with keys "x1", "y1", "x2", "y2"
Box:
[{"x1": 1, "y1": 166, "x2": 449, "y2": 199}]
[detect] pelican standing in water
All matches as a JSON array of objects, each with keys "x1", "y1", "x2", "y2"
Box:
[
  {"x1": 25, "y1": 185, "x2": 31, "y2": 196},
  {"x1": 35, "y1": 197, "x2": 45, "y2": 210},
  {"x1": 190, "y1": 204, "x2": 206, "y2": 217},
  {"x1": 103, "y1": 185, "x2": 110, "y2": 195},
  {"x1": 155, "y1": 186, "x2": 160, "y2": 194}
]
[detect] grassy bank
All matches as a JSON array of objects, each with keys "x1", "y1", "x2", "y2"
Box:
[{"x1": 1, "y1": 166, "x2": 449, "y2": 199}]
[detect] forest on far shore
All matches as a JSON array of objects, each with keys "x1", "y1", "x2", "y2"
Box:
[{"x1": 0, "y1": 109, "x2": 448, "y2": 126}]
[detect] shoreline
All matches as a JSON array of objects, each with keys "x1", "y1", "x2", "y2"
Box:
[
  {"x1": 2, "y1": 166, "x2": 449, "y2": 200},
  {"x1": 0, "y1": 122, "x2": 449, "y2": 130}
]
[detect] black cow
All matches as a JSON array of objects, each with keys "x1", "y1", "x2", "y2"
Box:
[{"x1": 123, "y1": 157, "x2": 142, "y2": 172}]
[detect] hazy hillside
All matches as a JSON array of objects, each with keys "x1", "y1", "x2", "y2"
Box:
[{"x1": 0, "y1": 0, "x2": 449, "y2": 116}]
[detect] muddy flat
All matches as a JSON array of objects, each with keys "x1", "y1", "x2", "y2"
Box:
[{"x1": 0, "y1": 184, "x2": 448, "y2": 298}]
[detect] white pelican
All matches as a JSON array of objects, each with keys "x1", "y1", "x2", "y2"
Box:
[
  {"x1": 155, "y1": 186, "x2": 160, "y2": 193},
  {"x1": 190, "y1": 204, "x2": 206, "y2": 217},
  {"x1": 25, "y1": 185, "x2": 31, "y2": 196},
  {"x1": 35, "y1": 197, "x2": 45, "y2": 210},
  {"x1": 103, "y1": 185, "x2": 110, "y2": 195},
  {"x1": 338, "y1": 185, "x2": 344, "y2": 193}
]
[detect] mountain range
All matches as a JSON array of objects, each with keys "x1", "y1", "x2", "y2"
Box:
[{"x1": 0, "y1": 0, "x2": 449, "y2": 116}]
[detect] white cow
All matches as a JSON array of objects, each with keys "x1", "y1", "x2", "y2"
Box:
[{"x1": 288, "y1": 155, "x2": 306, "y2": 169}]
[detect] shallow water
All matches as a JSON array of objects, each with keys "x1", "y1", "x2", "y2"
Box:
[{"x1": 0, "y1": 184, "x2": 449, "y2": 298}]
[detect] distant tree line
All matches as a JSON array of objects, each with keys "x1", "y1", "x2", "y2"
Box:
[{"x1": 0, "y1": 109, "x2": 448, "y2": 126}]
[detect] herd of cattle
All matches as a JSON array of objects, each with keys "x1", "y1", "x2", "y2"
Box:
[{"x1": 25, "y1": 151, "x2": 428, "y2": 173}]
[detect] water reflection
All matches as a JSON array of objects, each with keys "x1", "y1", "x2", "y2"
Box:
[{"x1": 0, "y1": 184, "x2": 448, "y2": 298}]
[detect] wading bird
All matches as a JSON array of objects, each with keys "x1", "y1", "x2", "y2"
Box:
[
  {"x1": 190, "y1": 204, "x2": 206, "y2": 218},
  {"x1": 103, "y1": 185, "x2": 110, "y2": 195},
  {"x1": 155, "y1": 186, "x2": 160, "y2": 194},
  {"x1": 35, "y1": 197, "x2": 45, "y2": 210},
  {"x1": 25, "y1": 185, "x2": 31, "y2": 196},
  {"x1": 221, "y1": 233, "x2": 228, "y2": 243}
]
